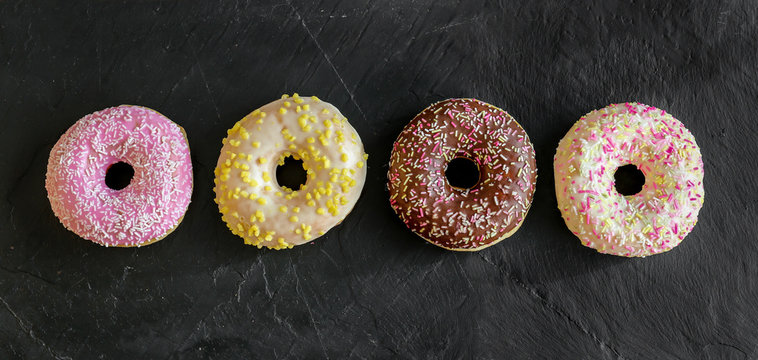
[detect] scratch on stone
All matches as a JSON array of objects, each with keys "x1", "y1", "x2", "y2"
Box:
[
  {"x1": 287, "y1": 1, "x2": 367, "y2": 123},
  {"x1": 477, "y1": 254, "x2": 627, "y2": 360},
  {"x1": 0, "y1": 265, "x2": 56, "y2": 286},
  {"x1": 416, "y1": 16, "x2": 485, "y2": 39},
  {"x1": 257, "y1": 256, "x2": 273, "y2": 298},
  {"x1": 319, "y1": 248, "x2": 339, "y2": 268},
  {"x1": 159, "y1": 68, "x2": 193, "y2": 109},
  {"x1": 9, "y1": 205, "x2": 16, "y2": 230},
  {"x1": 272, "y1": 303, "x2": 298, "y2": 337},
  {"x1": 453, "y1": 256, "x2": 474, "y2": 290},
  {"x1": 292, "y1": 263, "x2": 329, "y2": 359},
  {"x1": 0, "y1": 296, "x2": 72, "y2": 360},
  {"x1": 235, "y1": 271, "x2": 247, "y2": 303},
  {"x1": 180, "y1": 23, "x2": 221, "y2": 122}
]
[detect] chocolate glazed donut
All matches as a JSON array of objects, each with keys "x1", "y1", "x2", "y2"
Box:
[{"x1": 388, "y1": 98, "x2": 537, "y2": 251}]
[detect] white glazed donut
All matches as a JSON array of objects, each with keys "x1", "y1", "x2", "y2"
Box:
[
  {"x1": 554, "y1": 103, "x2": 704, "y2": 257},
  {"x1": 213, "y1": 94, "x2": 368, "y2": 249}
]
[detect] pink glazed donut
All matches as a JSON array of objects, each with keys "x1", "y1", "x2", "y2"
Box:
[{"x1": 46, "y1": 105, "x2": 193, "y2": 247}]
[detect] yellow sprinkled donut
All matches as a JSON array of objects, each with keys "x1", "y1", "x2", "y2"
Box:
[{"x1": 213, "y1": 94, "x2": 368, "y2": 249}]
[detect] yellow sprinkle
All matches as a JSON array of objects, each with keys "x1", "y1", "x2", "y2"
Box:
[
  {"x1": 363, "y1": 153, "x2": 369, "y2": 160},
  {"x1": 307, "y1": 200, "x2": 316, "y2": 207},
  {"x1": 262, "y1": 172, "x2": 271, "y2": 182},
  {"x1": 340, "y1": 153, "x2": 348, "y2": 162},
  {"x1": 357, "y1": 161, "x2": 364, "y2": 168},
  {"x1": 279, "y1": 107, "x2": 287, "y2": 114},
  {"x1": 303, "y1": 104, "x2": 310, "y2": 111},
  {"x1": 321, "y1": 108, "x2": 329, "y2": 114},
  {"x1": 316, "y1": 208, "x2": 326, "y2": 215},
  {"x1": 284, "y1": 101, "x2": 291, "y2": 108},
  {"x1": 252, "y1": 141, "x2": 261, "y2": 148},
  {"x1": 258, "y1": 157, "x2": 267, "y2": 164},
  {"x1": 264, "y1": 185, "x2": 272, "y2": 191},
  {"x1": 292, "y1": 206, "x2": 300, "y2": 213},
  {"x1": 279, "y1": 206, "x2": 288, "y2": 213},
  {"x1": 289, "y1": 216, "x2": 299, "y2": 222},
  {"x1": 257, "y1": 198, "x2": 267, "y2": 205},
  {"x1": 281, "y1": 94, "x2": 289, "y2": 99}
]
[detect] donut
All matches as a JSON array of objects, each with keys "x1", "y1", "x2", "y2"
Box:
[
  {"x1": 213, "y1": 94, "x2": 368, "y2": 249},
  {"x1": 45, "y1": 105, "x2": 193, "y2": 247},
  {"x1": 388, "y1": 98, "x2": 537, "y2": 251},
  {"x1": 554, "y1": 102, "x2": 704, "y2": 257}
]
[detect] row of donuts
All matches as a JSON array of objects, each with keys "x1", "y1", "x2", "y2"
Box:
[{"x1": 45, "y1": 94, "x2": 704, "y2": 257}]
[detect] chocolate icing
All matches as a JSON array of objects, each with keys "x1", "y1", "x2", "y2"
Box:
[{"x1": 388, "y1": 98, "x2": 537, "y2": 250}]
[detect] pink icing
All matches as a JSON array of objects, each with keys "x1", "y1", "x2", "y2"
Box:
[{"x1": 45, "y1": 105, "x2": 193, "y2": 247}]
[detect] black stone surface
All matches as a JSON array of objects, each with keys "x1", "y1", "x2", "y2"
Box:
[{"x1": 1, "y1": 1, "x2": 757, "y2": 359}]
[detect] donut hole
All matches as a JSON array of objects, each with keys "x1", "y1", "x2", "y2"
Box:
[
  {"x1": 276, "y1": 156, "x2": 307, "y2": 191},
  {"x1": 614, "y1": 164, "x2": 645, "y2": 196},
  {"x1": 445, "y1": 157, "x2": 480, "y2": 189},
  {"x1": 105, "y1": 161, "x2": 134, "y2": 190}
]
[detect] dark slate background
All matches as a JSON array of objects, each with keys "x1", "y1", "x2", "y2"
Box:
[{"x1": 1, "y1": 0, "x2": 756, "y2": 359}]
